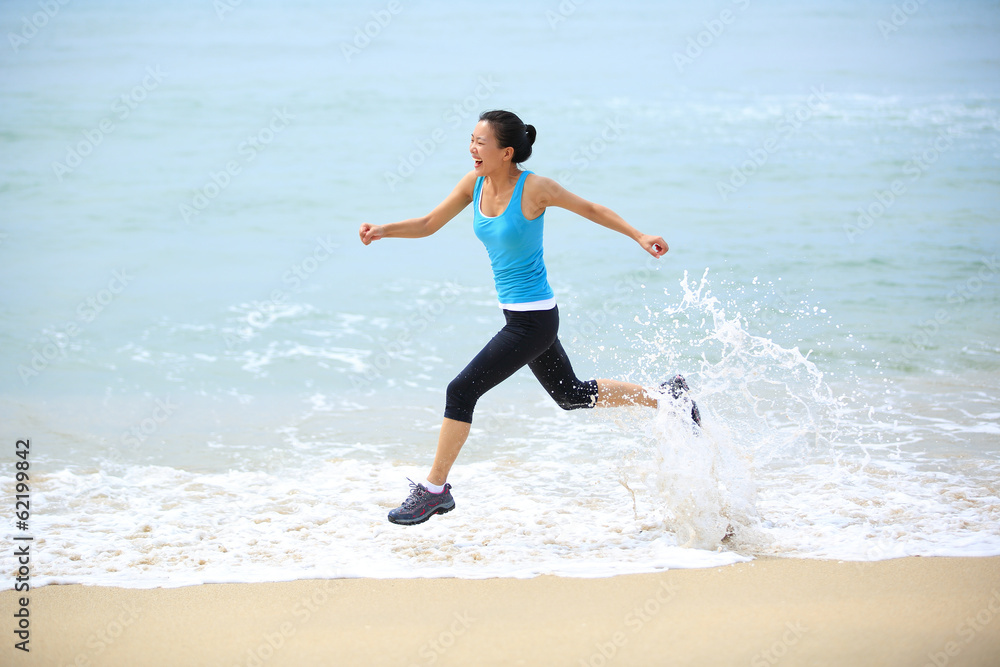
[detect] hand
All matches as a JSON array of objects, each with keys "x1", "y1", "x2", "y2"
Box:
[
  {"x1": 359, "y1": 223, "x2": 384, "y2": 245},
  {"x1": 639, "y1": 234, "x2": 668, "y2": 258}
]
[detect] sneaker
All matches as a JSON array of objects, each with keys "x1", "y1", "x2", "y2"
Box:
[
  {"x1": 387, "y1": 478, "x2": 456, "y2": 525},
  {"x1": 660, "y1": 374, "x2": 702, "y2": 427}
]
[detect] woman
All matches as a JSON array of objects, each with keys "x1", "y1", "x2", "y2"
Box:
[{"x1": 359, "y1": 110, "x2": 700, "y2": 526}]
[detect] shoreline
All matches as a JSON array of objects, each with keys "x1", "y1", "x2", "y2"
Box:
[{"x1": 3, "y1": 556, "x2": 999, "y2": 666}]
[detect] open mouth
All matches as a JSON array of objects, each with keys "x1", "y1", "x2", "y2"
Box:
[{"x1": 473, "y1": 158, "x2": 483, "y2": 168}]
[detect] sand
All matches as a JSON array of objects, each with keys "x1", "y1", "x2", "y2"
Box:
[{"x1": 3, "y1": 556, "x2": 999, "y2": 667}]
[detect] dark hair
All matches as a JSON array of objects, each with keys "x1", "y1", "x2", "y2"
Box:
[{"x1": 479, "y1": 109, "x2": 536, "y2": 163}]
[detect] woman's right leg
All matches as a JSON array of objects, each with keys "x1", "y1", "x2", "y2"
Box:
[
  {"x1": 427, "y1": 418, "x2": 471, "y2": 486},
  {"x1": 431, "y1": 309, "x2": 559, "y2": 484}
]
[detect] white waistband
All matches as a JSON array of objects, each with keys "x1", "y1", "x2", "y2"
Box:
[{"x1": 499, "y1": 297, "x2": 557, "y2": 312}]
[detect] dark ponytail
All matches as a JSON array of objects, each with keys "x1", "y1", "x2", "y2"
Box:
[{"x1": 479, "y1": 109, "x2": 535, "y2": 163}]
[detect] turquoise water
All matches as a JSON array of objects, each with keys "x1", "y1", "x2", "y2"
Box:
[{"x1": 1, "y1": 0, "x2": 999, "y2": 586}]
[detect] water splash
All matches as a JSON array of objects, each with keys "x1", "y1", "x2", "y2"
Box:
[{"x1": 618, "y1": 269, "x2": 856, "y2": 551}]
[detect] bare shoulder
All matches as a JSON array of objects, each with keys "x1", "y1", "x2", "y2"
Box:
[
  {"x1": 456, "y1": 169, "x2": 478, "y2": 198},
  {"x1": 523, "y1": 173, "x2": 564, "y2": 207},
  {"x1": 443, "y1": 170, "x2": 478, "y2": 206}
]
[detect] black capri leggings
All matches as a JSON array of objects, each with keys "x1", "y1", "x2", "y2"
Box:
[{"x1": 444, "y1": 306, "x2": 599, "y2": 424}]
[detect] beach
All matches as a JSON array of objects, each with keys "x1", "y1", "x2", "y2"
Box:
[
  {"x1": 2, "y1": 2, "x2": 1000, "y2": 666},
  {"x1": 4, "y1": 556, "x2": 999, "y2": 667}
]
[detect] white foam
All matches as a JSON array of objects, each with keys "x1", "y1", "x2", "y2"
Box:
[
  {"x1": 6, "y1": 274, "x2": 999, "y2": 589},
  {"x1": 4, "y1": 460, "x2": 749, "y2": 590},
  {"x1": 610, "y1": 270, "x2": 1000, "y2": 561},
  {"x1": 6, "y1": 432, "x2": 997, "y2": 591}
]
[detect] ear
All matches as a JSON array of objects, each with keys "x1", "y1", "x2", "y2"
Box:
[{"x1": 503, "y1": 146, "x2": 514, "y2": 162}]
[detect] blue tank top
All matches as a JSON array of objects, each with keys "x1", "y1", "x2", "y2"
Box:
[{"x1": 472, "y1": 171, "x2": 554, "y2": 306}]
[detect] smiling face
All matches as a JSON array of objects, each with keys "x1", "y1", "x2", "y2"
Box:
[{"x1": 470, "y1": 120, "x2": 513, "y2": 175}]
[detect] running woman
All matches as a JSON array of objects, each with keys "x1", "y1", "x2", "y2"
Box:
[{"x1": 359, "y1": 110, "x2": 700, "y2": 525}]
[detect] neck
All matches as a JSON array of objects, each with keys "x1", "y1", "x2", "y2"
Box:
[{"x1": 484, "y1": 164, "x2": 521, "y2": 188}]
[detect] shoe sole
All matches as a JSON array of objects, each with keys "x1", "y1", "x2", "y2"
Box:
[
  {"x1": 691, "y1": 400, "x2": 702, "y2": 428},
  {"x1": 665, "y1": 375, "x2": 703, "y2": 428},
  {"x1": 387, "y1": 502, "x2": 455, "y2": 526}
]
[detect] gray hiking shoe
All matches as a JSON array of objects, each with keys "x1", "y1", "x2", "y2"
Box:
[
  {"x1": 387, "y1": 478, "x2": 455, "y2": 525},
  {"x1": 661, "y1": 374, "x2": 702, "y2": 427}
]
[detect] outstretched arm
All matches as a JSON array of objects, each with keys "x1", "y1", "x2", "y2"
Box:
[
  {"x1": 359, "y1": 171, "x2": 477, "y2": 245},
  {"x1": 527, "y1": 175, "x2": 668, "y2": 258}
]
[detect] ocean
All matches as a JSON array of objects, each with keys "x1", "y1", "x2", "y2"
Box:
[{"x1": 1, "y1": 0, "x2": 999, "y2": 588}]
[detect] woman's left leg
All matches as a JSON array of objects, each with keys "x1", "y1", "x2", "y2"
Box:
[
  {"x1": 594, "y1": 378, "x2": 657, "y2": 408},
  {"x1": 526, "y1": 311, "x2": 656, "y2": 410},
  {"x1": 530, "y1": 342, "x2": 656, "y2": 409},
  {"x1": 531, "y1": 339, "x2": 700, "y2": 421}
]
